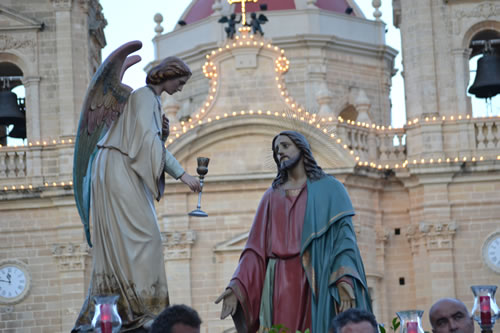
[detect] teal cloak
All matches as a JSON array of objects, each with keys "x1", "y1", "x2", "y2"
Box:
[{"x1": 300, "y1": 176, "x2": 372, "y2": 332}]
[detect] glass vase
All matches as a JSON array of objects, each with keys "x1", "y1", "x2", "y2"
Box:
[
  {"x1": 396, "y1": 310, "x2": 425, "y2": 333},
  {"x1": 471, "y1": 285, "x2": 500, "y2": 330},
  {"x1": 91, "y1": 295, "x2": 122, "y2": 333}
]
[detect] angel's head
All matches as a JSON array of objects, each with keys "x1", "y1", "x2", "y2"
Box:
[{"x1": 146, "y1": 56, "x2": 192, "y2": 95}]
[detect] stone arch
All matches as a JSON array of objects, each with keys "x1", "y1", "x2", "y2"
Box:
[
  {"x1": 0, "y1": 51, "x2": 41, "y2": 140},
  {"x1": 0, "y1": 51, "x2": 36, "y2": 77},
  {"x1": 338, "y1": 104, "x2": 358, "y2": 122},
  {"x1": 168, "y1": 115, "x2": 356, "y2": 176},
  {"x1": 460, "y1": 20, "x2": 500, "y2": 116},
  {"x1": 462, "y1": 20, "x2": 500, "y2": 50},
  {"x1": 0, "y1": 52, "x2": 31, "y2": 143}
]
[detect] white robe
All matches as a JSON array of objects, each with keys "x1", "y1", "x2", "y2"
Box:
[{"x1": 73, "y1": 86, "x2": 184, "y2": 332}]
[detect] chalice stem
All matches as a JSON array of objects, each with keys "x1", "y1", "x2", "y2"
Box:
[{"x1": 196, "y1": 177, "x2": 205, "y2": 210}]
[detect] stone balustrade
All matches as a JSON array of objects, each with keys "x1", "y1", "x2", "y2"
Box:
[
  {"x1": 335, "y1": 122, "x2": 407, "y2": 164},
  {"x1": 0, "y1": 148, "x2": 26, "y2": 178},
  {"x1": 474, "y1": 118, "x2": 499, "y2": 149},
  {"x1": 0, "y1": 117, "x2": 498, "y2": 184}
]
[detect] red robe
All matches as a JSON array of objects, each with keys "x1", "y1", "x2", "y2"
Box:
[{"x1": 229, "y1": 185, "x2": 312, "y2": 332}]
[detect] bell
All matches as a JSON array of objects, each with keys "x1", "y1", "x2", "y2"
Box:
[
  {"x1": 8, "y1": 122, "x2": 26, "y2": 139},
  {"x1": 0, "y1": 90, "x2": 25, "y2": 126},
  {"x1": 469, "y1": 54, "x2": 500, "y2": 99}
]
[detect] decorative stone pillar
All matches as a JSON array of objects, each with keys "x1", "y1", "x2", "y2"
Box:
[
  {"x1": 354, "y1": 89, "x2": 373, "y2": 124},
  {"x1": 52, "y1": 243, "x2": 90, "y2": 332},
  {"x1": 154, "y1": 13, "x2": 164, "y2": 36},
  {"x1": 162, "y1": 231, "x2": 196, "y2": 305},
  {"x1": 316, "y1": 82, "x2": 333, "y2": 117},
  {"x1": 372, "y1": 0, "x2": 382, "y2": 21},
  {"x1": 22, "y1": 76, "x2": 41, "y2": 141},
  {"x1": 374, "y1": 228, "x2": 390, "y2": 324},
  {"x1": 406, "y1": 222, "x2": 457, "y2": 310},
  {"x1": 452, "y1": 48, "x2": 473, "y2": 116}
]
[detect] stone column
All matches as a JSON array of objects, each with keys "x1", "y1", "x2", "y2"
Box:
[
  {"x1": 51, "y1": 243, "x2": 90, "y2": 332},
  {"x1": 51, "y1": 0, "x2": 77, "y2": 137},
  {"x1": 22, "y1": 76, "x2": 41, "y2": 141},
  {"x1": 162, "y1": 230, "x2": 196, "y2": 306},
  {"x1": 452, "y1": 48, "x2": 473, "y2": 116},
  {"x1": 374, "y1": 228, "x2": 391, "y2": 325}
]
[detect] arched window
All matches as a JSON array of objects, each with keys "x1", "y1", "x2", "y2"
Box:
[
  {"x1": 338, "y1": 104, "x2": 358, "y2": 122},
  {"x1": 0, "y1": 62, "x2": 26, "y2": 146},
  {"x1": 467, "y1": 29, "x2": 500, "y2": 117}
]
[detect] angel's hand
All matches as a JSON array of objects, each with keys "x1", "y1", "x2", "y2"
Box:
[
  {"x1": 161, "y1": 115, "x2": 170, "y2": 141},
  {"x1": 215, "y1": 289, "x2": 238, "y2": 320},
  {"x1": 180, "y1": 173, "x2": 201, "y2": 192}
]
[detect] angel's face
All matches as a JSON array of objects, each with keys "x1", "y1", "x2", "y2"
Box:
[{"x1": 163, "y1": 75, "x2": 190, "y2": 95}]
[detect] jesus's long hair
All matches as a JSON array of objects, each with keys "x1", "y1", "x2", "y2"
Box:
[{"x1": 271, "y1": 131, "x2": 326, "y2": 189}]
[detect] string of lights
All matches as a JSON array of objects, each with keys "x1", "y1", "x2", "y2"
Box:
[{"x1": 1, "y1": 30, "x2": 499, "y2": 193}]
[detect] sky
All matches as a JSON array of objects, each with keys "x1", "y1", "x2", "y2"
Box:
[{"x1": 98, "y1": 0, "x2": 498, "y2": 128}]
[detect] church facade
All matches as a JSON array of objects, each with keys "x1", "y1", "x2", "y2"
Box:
[{"x1": 0, "y1": 0, "x2": 499, "y2": 332}]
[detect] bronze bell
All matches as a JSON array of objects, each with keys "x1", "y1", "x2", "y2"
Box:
[
  {"x1": 0, "y1": 90, "x2": 25, "y2": 126},
  {"x1": 468, "y1": 54, "x2": 500, "y2": 99}
]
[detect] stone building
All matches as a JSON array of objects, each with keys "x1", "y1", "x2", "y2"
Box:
[
  {"x1": 0, "y1": 0, "x2": 499, "y2": 332},
  {"x1": 0, "y1": 0, "x2": 106, "y2": 331}
]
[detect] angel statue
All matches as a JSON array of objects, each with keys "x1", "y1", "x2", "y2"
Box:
[
  {"x1": 218, "y1": 13, "x2": 241, "y2": 39},
  {"x1": 246, "y1": 12, "x2": 268, "y2": 36},
  {"x1": 72, "y1": 41, "x2": 201, "y2": 332}
]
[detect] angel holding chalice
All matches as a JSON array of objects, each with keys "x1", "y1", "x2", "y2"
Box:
[{"x1": 72, "y1": 41, "x2": 201, "y2": 332}]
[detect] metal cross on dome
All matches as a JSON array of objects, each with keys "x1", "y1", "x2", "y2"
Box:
[{"x1": 228, "y1": 0, "x2": 259, "y2": 26}]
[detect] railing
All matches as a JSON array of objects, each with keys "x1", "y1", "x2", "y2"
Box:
[
  {"x1": 335, "y1": 123, "x2": 407, "y2": 164},
  {"x1": 0, "y1": 149, "x2": 26, "y2": 178},
  {"x1": 475, "y1": 119, "x2": 499, "y2": 149}
]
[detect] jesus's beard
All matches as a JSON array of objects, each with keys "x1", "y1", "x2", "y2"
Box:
[{"x1": 279, "y1": 153, "x2": 302, "y2": 172}]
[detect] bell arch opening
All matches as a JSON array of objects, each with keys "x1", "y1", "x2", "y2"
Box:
[
  {"x1": 0, "y1": 61, "x2": 26, "y2": 146},
  {"x1": 466, "y1": 28, "x2": 500, "y2": 117},
  {"x1": 338, "y1": 104, "x2": 358, "y2": 122}
]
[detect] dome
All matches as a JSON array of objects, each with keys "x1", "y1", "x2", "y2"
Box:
[{"x1": 181, "y1": 0, "x2": 360, "y2": 26}]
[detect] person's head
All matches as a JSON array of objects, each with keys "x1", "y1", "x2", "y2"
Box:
[
  {"x1": 149, "y1": 304, "x2": 202, "y2": 333},
  {"x1": 271, "y1": 130, "x2": 326, "y2": 189},
  {"x1": 146, "y1": 56, "x2": 192, "y2": 95},
  {"x1": 251, "y1": 12, "x2": 257, "y2": 19},
  {"x1": 330, "y1": 308, "x2": 378, "y2": 333},
  {"x1": 429, "y1": 298, "x2": 474, "y2": 333},
  {"x1": 230, "y1": 13, "x2": 236, "y2": 20}
]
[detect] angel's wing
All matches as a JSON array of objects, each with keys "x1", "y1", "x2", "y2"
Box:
[
  {"x1": 218, "y1": 16, "x2": 229, "y2": 23},
  {"x1": 258, "y1": 14, "x2": 268, "y2": 23},
  {"x1": 73, "y1": 40, "x2": 142, "y2": 247}
]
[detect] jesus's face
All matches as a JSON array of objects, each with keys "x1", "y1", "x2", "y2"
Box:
[{"x1": 274, "y1": 135, "x2": 302, "y2": 171}]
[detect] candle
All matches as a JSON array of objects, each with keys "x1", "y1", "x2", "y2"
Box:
[
  {"x1": 480, "y1": 295, "x2": 492, "y2": 326},
  {"x1": 407, "y1": 322, "x2": 418, "y2": 333},
  {"x1": 100, "y1": 304, "x2": 112, "y2": 333}
]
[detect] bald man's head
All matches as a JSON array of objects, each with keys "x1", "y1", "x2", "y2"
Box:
[{"x1": 429, "y1": 298, "x2": 474, "y2": 333}]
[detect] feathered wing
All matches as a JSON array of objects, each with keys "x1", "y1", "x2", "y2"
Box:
[
  {"x1": 73, "y1": 40, "x2": 142, "y2": 247},
  {"x1": 218, "y1": 16, "x2": 229, "y2": 23},
  {"x1": 258, "y1": 14, "x2": 268, "y2": 23}
]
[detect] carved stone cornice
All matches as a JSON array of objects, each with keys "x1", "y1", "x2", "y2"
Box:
[
  {"x1": 51, "y1": 243, "x2": 90, "y2": 272},
  {"x1": 0, "y1": 35, "x2": 35, "y2": 51},
  {"x1": 406, "y1": 222, "x2": 457, "y2": 254},
  {"x1": 51, "y1": 0, "x2": 73, "y2": 11},
  {"x1": 454, "y1": 3, "x2": 500, "y2": 20},
  {"x1": 161, "y1": 230, "x2": 196, "y2": 261}
]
